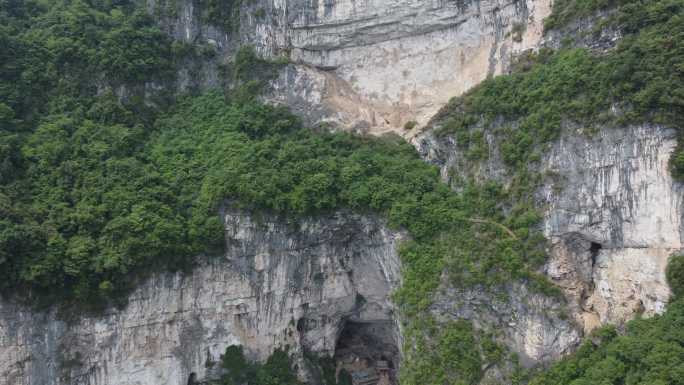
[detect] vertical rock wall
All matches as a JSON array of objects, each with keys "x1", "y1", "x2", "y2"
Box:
[
  {"x1": 0, "y1": 211, "x2": 404, "y2": 385},
  {"x1": 543, "y1": 125, "x2": 683, "y2": 332},
  {"x1": 415, "y1": 124, "x2": 684, "y2": 334},
  {"x1": 0, "y1": 208, "x2": 581, "y2": 385},
  {"x1": 3, "y1": 1, "x2": 680, "y2": 384}
]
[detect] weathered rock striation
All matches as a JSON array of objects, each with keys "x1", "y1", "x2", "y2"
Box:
[
  {"x1": 0, "y1": 208, "x2": 581, "y2": 385},
  {"x1": 430, "y1": 281, "x2": 580, "y2": 367},
  {"x1": 0, "y1": 211, "x2": 404, "y2": 385},
  {"x1": 415, "y1": 124, "x2": 684, "y2": 334},
  {"x1": 150, "y1": 0, "x2": 552, "y2": 135},
  {"x1": 543, "y1": 125, "x2": 683, "y2": 331}
]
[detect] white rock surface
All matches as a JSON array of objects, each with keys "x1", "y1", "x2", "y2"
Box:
[
  {"x1": 150, "y1": 0, "x2": 552, "y2": 135},
  {"x1": 3, "y1": 1, "x2": 682, "y2": 384},
  {"x1": 271, "y1": 0, "x2": 552, "y2": 135},
  {"x1": 430, "y1": 282, "x2": 580, "y2": 366},
  {"x1": 542, "y1": 125, "x2": 683, "y2": 331},
  {"x1": 0, "y1": 207, "x2": 581, "y2": 385}
]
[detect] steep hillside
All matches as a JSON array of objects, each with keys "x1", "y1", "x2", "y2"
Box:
[
  {"x1": 416, "y1": 0, "x2": 684, "y2": 331},
  {"x1": 148, "y1": 0, "x2": 554, "y2": 135},
  {"x1": 0, "y1": 1, "x2": 683, "y2": 385}
]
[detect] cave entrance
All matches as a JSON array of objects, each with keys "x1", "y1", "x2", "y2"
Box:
[
  {"x1": 333, "y1": 321, "x2": 399, "y2": 385},
  {"x1": 589, "y1": 241, "x2": 602, "y2": 267}
]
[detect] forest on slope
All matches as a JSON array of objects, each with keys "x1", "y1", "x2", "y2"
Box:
[{"x1": 0, "y1": 0, "x2": 683, "y2": 384}]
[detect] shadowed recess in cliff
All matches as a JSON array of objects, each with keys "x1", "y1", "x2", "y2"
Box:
[
  {"x1": 0, "y1": 82, "x2": 561, "y2": 383},
  {"x1": 414, "y1": 0, "x2": 684, "y2": 334},
  {"x1": 0, "y1": 3, "x2": 568, "y2": 371},
  {"x1": 333, "y1": 321, "x2": 400, "y2": 385}
]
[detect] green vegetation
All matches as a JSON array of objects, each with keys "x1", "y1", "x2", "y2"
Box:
[
  {"x1": 203, "y1": 0, "x2": 243, "y2": 32},
  {"x1": 0, "y1": 0, "x2": 550, "y2": 312},
  {"x1": 217, "y1": 345, "x2": 302, "y2": 385},
  {"x1": 2, "y1": 0, "x2": 683, "y2": 384},
  {"x1": 515, "y1": 3, "x2": 684, "y2": 382},
  {"x1": 0, "y1": 0, "x2": 181, "y2": 305},
  {"x1": 667, "y1": 254, "x2": 684, "y2": 298},
  {"x1": 1, "y1": 4, "x2": 549, "y2": 382},
  {"x1": 401, "y1": 319, "x2": 484, "y2": 385},
  {"x1": 511, "y1": 22, "x2": 525, "y2": 43},
  {"x1": 403, "y1": 120, "x2": 418, "y2": 131},
  {"x1": 226, "y1": 45, "x2": 287, "y2": 101},
  {"x1": 543, "y1": 0, "x2": 629, "y2": 29},
  {"x1": 304, "y1": 353, "x2": 352, "y2": 385},
  {"x1": 418, "y1": 0, "x2": 684, "y2": 381},
  {"x1": 0, "y1": 1, "x2": 290, "y2": 307},
  {"x1": 152, "y1": 93, "x2": 550, "y2": 318},
  {"x1": 152, "y1": 0, "x2": 180, "y2": 19},
  {"x1": 530, "y1": 314, "x2": 684, "y2": 385}
]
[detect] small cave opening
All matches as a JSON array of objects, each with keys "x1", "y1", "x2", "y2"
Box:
[
  {"x1": 333, "y1": 320, "x2": 399, "y2": 385},
  {"x1": 187, "y1": 372, "x2": 197, "y2": 385},
  {"x1": 589, "y1": 241, "x2": 602, "y2": 267}
]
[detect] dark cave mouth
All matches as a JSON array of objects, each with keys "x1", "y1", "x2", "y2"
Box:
[
  {"x1": 333, "y1": 320, "x2": 399, "y2": 385},
  {"x1": 589, "y1": 241, "x2": 602, "y2": 267}
]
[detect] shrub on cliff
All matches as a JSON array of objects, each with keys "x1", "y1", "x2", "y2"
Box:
[
  {"x1": 667, "y1": 254, "x2": 684, "y2": 298},
  {"x1": 530, "y1": 297, "x2": 684, "y2": 385},
  {"x1": 218, "y1": 346, "x2": 302, "y2": 385}
]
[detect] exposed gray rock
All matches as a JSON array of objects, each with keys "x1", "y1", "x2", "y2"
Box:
[
  {"x1": 0, "y1": 210, "x2": 405, "y2": 385},
  {"x1": 542, "y1": 9, "x2": 623, "y2": 53},
  {"x1": 3, "y1": 2, "x2": 679, "y2": 384},
  {"x1": 542, "y1": 125, "x2": 683, "y2": 331},
  {"x1": 415, "y1": 124, "x2": 684, "y2": 333},
  {"x1": 430, "y1": 282, "x2": 579, "y2": 367},
  {"x1": 0, "y1": 206, "x2": 581, "y2": 385}
]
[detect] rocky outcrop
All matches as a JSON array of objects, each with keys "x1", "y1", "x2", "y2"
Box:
[
  {"x1": 0, "y1": 206, "x2": 581, "y2": 385},
  {"x1": 542, "y1": 125, "x2": 683, "y2": 332},
  {"x1": 430, "y1": 282, "x2": 580, "y2": 366},
  {"x1": 415, "y1": 124, "x2": 684, "y2": 333},
  {"x1": 541, "y1": 9, "x2": 623, "y2": 53},
  {"x1": 149, "y1": 0, "x2": 552, "y2": 135},
  {"x1": 0, "y1": 210, "x2": 405, "y2": 385}
]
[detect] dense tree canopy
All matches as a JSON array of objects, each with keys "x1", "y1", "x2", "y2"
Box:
[
  {"x1": 217, "y1": 345, "x2": 303, "y2": 385},
  {"x1": 0, "y1": 0, "x2": 180, "y2": 304}
]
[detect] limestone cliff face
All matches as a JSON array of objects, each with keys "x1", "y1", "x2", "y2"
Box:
[
  {"x1": 415, "y1": 124, "x2": 684, "y2": 334},
  {"x1": 543, "y1": 125, "x2": 683, "y2": 331},
  {"x1": 269, "y1": 0, "x2": 552, "y2": 136},
  {"x1": 0, "y1": 211, "x2": 404, "y2": 385},
  {"x1": 149, "y1": 0, "x2": 552, "y2": 135},
  {"x1": 0, "y1": 209, "x2": 580, "y2": 385}
]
